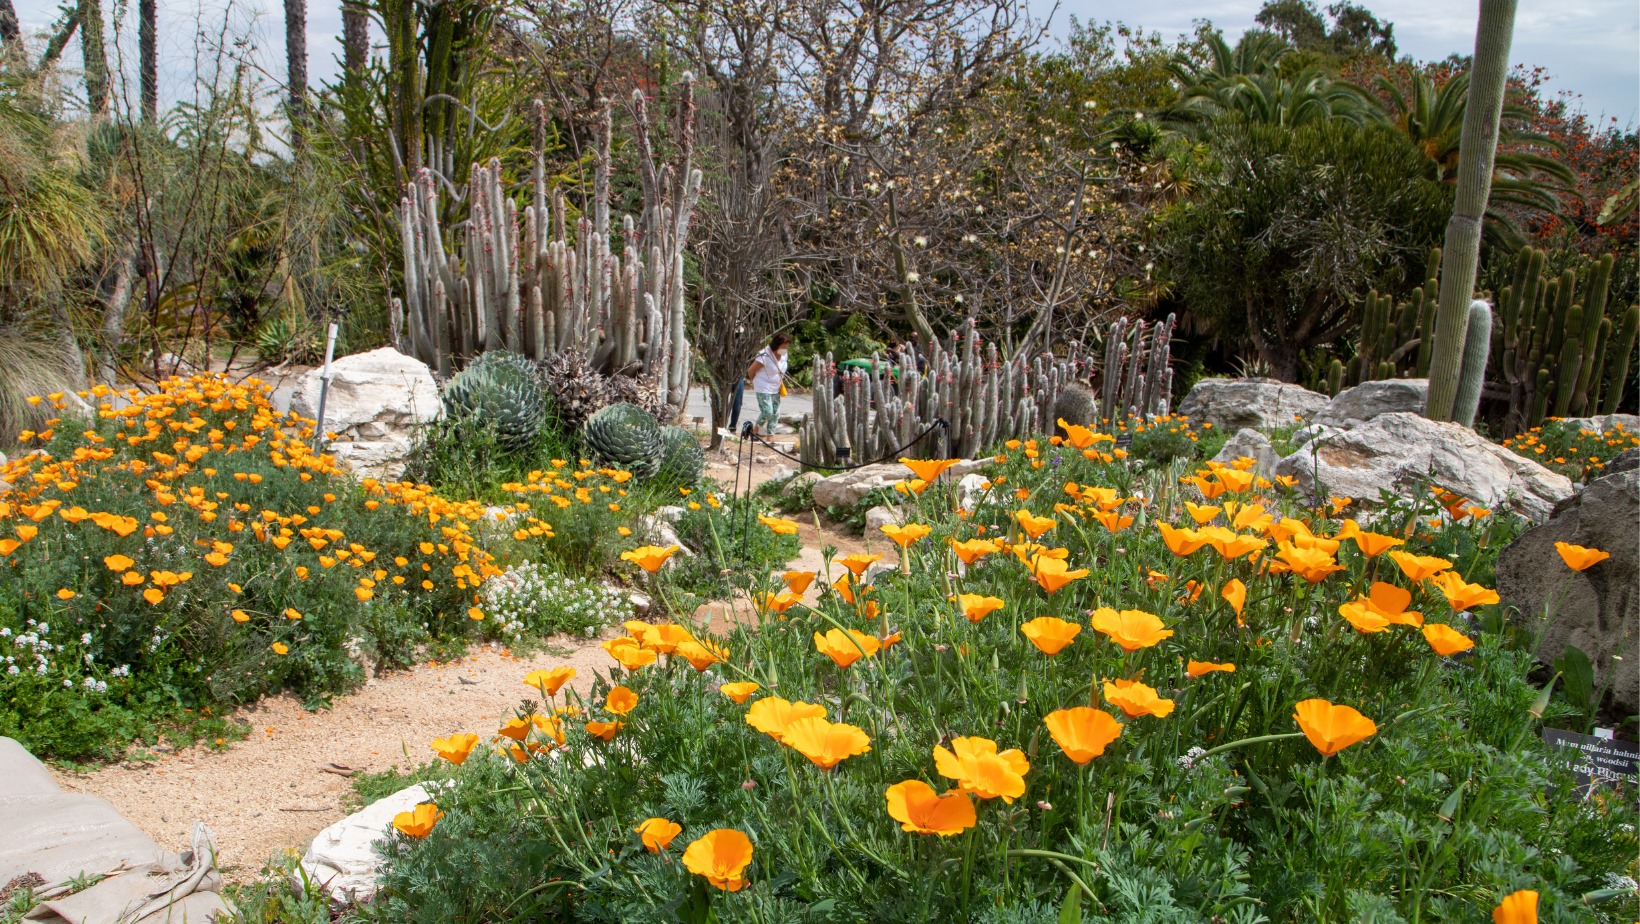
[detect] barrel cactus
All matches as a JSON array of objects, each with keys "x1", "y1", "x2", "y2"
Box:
[
  {"x1": 1053, "y1": 383, "x2": 1098, "y2": 431},
  {"x1": 581, "y1": 403, "x2": 664, "y2": 479},
  {"x1": 656, "y1": 426, "x2": 704, "y2": 485},
  {"x1": 442, "y1": 351, "x2": 553, "y2": 451}
]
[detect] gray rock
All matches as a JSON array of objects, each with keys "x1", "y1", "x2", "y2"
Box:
[
  {"x1": 811, "y1": 459, "x2": 986, "y2": 508},
  {"x1": 864, "y1": 505, "x2": 904, "y2": 532},
  {"x1": 1497, "y1": 465, "x2": 1639, "y2": 711},
  {"x1": 652, "y1": 505, "x2": 687, "y2": 524},
  {"x1": 1605, "y1": 448, "x2": 1640, "y2": 476},
  {"x1": 1315, "y1": 379, "x2": 1428, "y2": 428},
  {"x1": 637, "y1": 515, "x2": 692, "y2": 556},
  {"x1": 955, "y1": 473, "x2": 991, "y2": 511},
  {"x1": 1176, "y1": 378, "x2": 1329, "y2": 431},
  {"x1": 288, "y1": 348, "x2": 441, "y2": 481},
  {"x1": 1291, "y1": 424, "x2": 1343, "y2": 448},
  {"x1": 1550, "y1": 414, "x2": 1640, "y2": 437},
  {"x1": 1272, "y1": 412, "x2": 1573, "y2": 521},
  {"x1": 1211, "y1": 428, "x2": 1279, "y2": 475}
]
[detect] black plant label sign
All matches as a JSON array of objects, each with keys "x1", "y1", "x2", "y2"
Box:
[{"x1": 1542, "y1": 728, "x2": 1639, "y2": 797}]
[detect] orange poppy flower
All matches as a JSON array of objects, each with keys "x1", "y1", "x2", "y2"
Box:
[
  {"x1": 1428, "y1": 571, "x2": 1501, "y2": 610},
  {"x1": 1102, "y1": 679, "x2": 1175, "y2": 718},
  {"x1": 949, "y1": 538, "x2": 1002, "y2": 565},
  {"x1": 525, "y1": 667, "x2": 577, "y2": 696},
  {"x1": 1020, "y1": 616, "x2": 1081, "y2": 655},
  {"x1": 1030, "y1": 556, "x2": 1090, "y2": 594},
  {"x1": 894, "y1": 479, "x2": 930, "y2": 496},
  {"x1": 756, "y1": 590, "x2": 803, "y2": 614},
  {"x1": 1422, "y1": 623, "x2": 1474, "y2": 656},
  {"x1": 1186, "y1": 474, "x2": 1229, "y2": 500},
  {"x1": 783, "y1": 570, "x2": 817, "y2": 594},
  {"x1": 1338, "y1": 582, "x2": 1424, "y2": 633},
  {"x1": 601, "y1": 637, "x2": 658, "y2": 671},
  {"x1": 1043, "y1": 707, "x2": 1123, "y2": 763},
  {"x1": 1158, "y1": 522, "x2": 1210, "y2": 557},
  {"x1": 1292, "y1": 699, "x2": 1376, "y2": 756},
  {"x1": 1183, "y1": 502, "x2": 1221, "y2": 525},
  {"x1": 1089, "y1": 607, "x2": 1174, "y2": 652},
  {"x1": 429, "y1": 733, "x2": 480, "y2": 764},
  {"x1": 900, "y1": 458, "x2": 960, "y2": 482},
  {"x1": 1554, "y1": 541, "x2": 1609, "y2": 571},
  {"x1": 720, "y1": 681, "x2": 760, "y2": 704},
  {"x1": 1492, "y1": 890, "x2": 1538, "y2": 924},
  {"x1": 758, "y1": 514, "x2": 800, "y2": 535},
  {"x1": 635, "y1": 817, "x2": 682, "y2": 853},
  {"x1": 1348, "y1": 527, "x2": 1403, "y2": 557},
  {"x1": 621, "y1": 545, "x2": 680, "y2": 573},
  {"x1": 881, "y1": 523, "x2": 932, "y2": 548},
  {"x1": 682, "y1": 829, "x2": 754, "y2": 892},
  {"x1": 1222, "y1": 579, "x2": 1247, "y2": 621},
  {"x1": 392, "y1": 803, "x2": 443, "y2": 838},
  {"x1": 832, "y1": 574, "x2": 858, "y2": 604},
  {"x1": 635, "y1": 623, "x2": 694, "y2": 654},
  {"x1": 676, "y1": 639, "x2": 728, "y2": 671},
  {"x1": 1091, "y1": 510, "x2": 1134, "y2": 533},
  {"x1": 780, "y1": 716, "x2": 872, "y2": 769},
  {"x1": 745, "y1": 697, "x2": 827, "y2": 742},
  {"x1": 933, "y1": 736, "x2": 1030, "y2": 803},
  {"x1": 605, "y1": 685, "x2": 639, "y2": 715},
  {"x1": 231, "y1": 609, "x2": 250, "y2": 622},
  {"x1": 1186, "y1": 660, "x2": 1236, "y2": 678},
  {"x1": 814, "y1": 628, "x2": 881, "y2": 668},
  {"x1": 1275, "y1": 543, "x2": 1346, "y2": 583},
  {"x1": 271, "y1": 642, "x2": 289, "y2": 655},
  {"x1": 143, "y1": 588, "x2": 165, "y2": 605},
  {"x1": 104, "y1": 553, "x2": 135, "y2": 571},
  {"x1": 884, "y1": 779, "x2": 977, "y2": 835},
  {"x1": 55, "y1": 589, "x2": 75, "y2": 600},
  {"x1": 1388, "y1": 550, "x2": 1452, "y2": 582},
  {"x1": 1057, "y1": 421, "x2": 1098, "y2": 449},
  {"x1": 956, "y1": 593, "x2": 1005, "y2": 623},
  {"x1": 585, "y1": 719, "x2": 625, "y2": 741},
  {"x1": 1200, "y1": 527, "x2": 1268, "y2": 561},
  {"x1": 836, "y1": 553, "x2": 882, "y2": 577},
  {"x1": 1013, "y1": 509, "x2": 1057, "y2": 539}
]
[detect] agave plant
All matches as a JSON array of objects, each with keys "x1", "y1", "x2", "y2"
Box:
[
  {"x1": 441, "y1": 351, "x2": 554, "y2": 452},
  {"x1": 581, "y1": 403, "x2": 664, "y2": 480}
]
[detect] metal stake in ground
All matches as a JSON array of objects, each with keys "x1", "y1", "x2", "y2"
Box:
[{"x1": 311, "y1": 311, "x2": 341, "y2": 454}]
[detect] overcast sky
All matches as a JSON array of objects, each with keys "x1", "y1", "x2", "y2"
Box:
[{"x1": 14, "y1": 0, "x2": 1639, "y2": 129}]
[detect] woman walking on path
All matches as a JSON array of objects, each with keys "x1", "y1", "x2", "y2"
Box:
[{"x1": 746, "y1": 333, "x2": 791, "y2": 434}]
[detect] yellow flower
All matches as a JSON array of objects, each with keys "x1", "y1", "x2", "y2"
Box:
[
  {"x1": 758, "y1": 514, "x2": 800, "y2": 535},
  {"x1": 933, "y1": 736, "x2": 1030, "y2": 803},
  {"x1": 635, "y1": 817, "x2": 682, "y2": 853},
  {"x1": 900, "y1": 458, "x2": 960, "y2": 482},
  {"x1": 1019, "y1": 616, "x2": 1081, "y2": 655},
  {"x1": 955, "y1": 593, "x2": 1005, "y2": 623},
  {"x1": 1102, "y1": 678, "x2": 1175, "y2": 718},
  {"x1": 745, "y1": 696, "x2": 827, "y2": 742},
  {"x1": 720, "y1": 681, "x2": 760, "y2": 704},
  {"x1": 880, "y1": 523, "x2": 932, "y2": 548},
  {"x1": 392, "y1": 803, "x2": 443, "y2": 838},
  {"x1": 429, "y1": 733, "x2": 480, "y2": 764},
  {"x1": 621, "y1": 545, "x2": 680, "y2": 573},
  {"x1": 682, "y1": 829, "x2": 754, "y2": 892},
  {"x1": 525, "y1": 667, "x2": 577, "y2": 696},
  {"x1": 814, "y1": 628, "x2": 881, "y2": 668},
  {"x1": 949, "y1": 538, "x2": 1002, "y2": 565},
  {"x1": 605, "y1": 685, "x2": 639, "y2": 716},
  {"x1": 835, "y1": 553, "x2": 882, "y2": 577}
]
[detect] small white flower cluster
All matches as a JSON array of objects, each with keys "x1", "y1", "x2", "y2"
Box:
[
  {"x1": 1, "y1": 619, "x2": 114, "y2": 692},
  {"x1": 1176, "y1": 746, "x2": 1209, "y2": 771},
  {"x1": 482, "y1": 562, "x2": 634, "y2": 640}
]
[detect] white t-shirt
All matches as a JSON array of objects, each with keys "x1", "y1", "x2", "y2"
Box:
[{"x1": 751, "y1": 347, "x2": 787, "y2": 394}]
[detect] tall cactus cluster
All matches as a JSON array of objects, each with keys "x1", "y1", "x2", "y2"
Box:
[
  {"x1": 1339, "y1": 251, "x2": 1441, "y2": 389},
  {"x1": 797, "y1": 326, "x2": 1093, "y2": 468},
  {"x1": 395, "y1": 80, "x2": 702, "y2": 419},
  {"x1": 1492, "y1": 248, "x2": 1636, "y2": 433},
  {"x1": 1100, "y1": 314, "x2": 1176, "y2": 420}
]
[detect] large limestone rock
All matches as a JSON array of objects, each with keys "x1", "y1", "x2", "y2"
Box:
[
  {"x1": 1212, "y1": 428, "x2": 1279, "y2": 475},
  {"x1": 288, "y1": 348, "x2": 441, "y2": 481},
  {"x1": 811, "y1": 459, "x2": 987, "y2": 508},
  {"x1": 1315, "y1": 379, "x2": 1428, "y2": 428},
  {"x1": 1176, "y1": 378, "x2": 1329, "y2": 431},
  {"x1": 1272, "y1": 412, "x2": 1573, "y2": 521},
  {"x1": 299, "y1": 783, "x2": 440, "y2": 906},
  {"x1": 1496, "y1": 464, "x2": 1639, "y2": 710}
]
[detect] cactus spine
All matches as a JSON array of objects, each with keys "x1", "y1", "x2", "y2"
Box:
[
  {"x1": 396, "y1": 81, "x2": 702, "y2": 419},
  {"x1": 1453, "y1": 300, "x2": 1492, "y2": 428}
]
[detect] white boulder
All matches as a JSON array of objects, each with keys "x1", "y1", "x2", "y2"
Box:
[
  {"x1": 1176, "y1": 378, "x2": 1329, "y2": 431},
  {"x1": 1315, "y1": 379, "x2": 1428, "y2": 428},
  {"x1": 288, "y1": 348, "x2": 441, "y2": 481},
  {"x1": 298, "y1": 783, "x2": 441, "y2": 906}
]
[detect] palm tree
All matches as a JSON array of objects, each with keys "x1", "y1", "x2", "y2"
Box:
[
  {"x1": 1165, "y1": 31, "x2": 1377, "y2": 132},
  {"x1": 285, "y1": 0, "x2": 308, "y2": 147},
  {"x1": 140, "y1": 0, "x2": 157, "y2": 122}
]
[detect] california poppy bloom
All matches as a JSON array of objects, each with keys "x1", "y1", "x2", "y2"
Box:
[
  {"x1": 392, "y1": 803, "x2": 443, "y2": 838},
  {"x1": 1186, "y1": 660, "x2": 1236, "y2": 678},
  {"x1": 104, "y1": 553, "x2": 134, "y2": 571},
  {"x1": 836, "y1": 553, "x2": 882, "y2": 577},
  {"x1": 1091, "y1": 509, "x2": 1134, "y2": 533},
  {"x1": 783, "y1": 570, "x2": 817, "y2": 594},
  {"x1": 814, "y1": 628, "x2": 881, "y2": 668},
  {"x1": 1043, "y1": 707, "x2": 1123, "y2": 763},
  {"x1": 900, "y1": 458, "x2": 960, "y2": 482},
  {"x1": 1056, "y1": 421, "x2": 1098, "y2": 449},
  {"x1": 429, "y1": 733, "x2": 480, "y2": 764},
  {"x1": 1030, "y1": 556, "x2": 1090, "y2": 594},
  {"x1": 745, "y1": 697, "x2": 827, "y2": 742},
  {"x1": 756, "y1": 590, "x2": 802, "y2": 614},
  {"x1": 676, "y1": 639, "x2": 728, "y2": 671},
  {"x1": 635, "y1": 817, "x2": 682, "y2": 853},
  {"x1": 621, "y1": 545, "x2": 680, "y2": 573},
  {"x1": 601, "y1": 637, "x2": 658, "y2": 671},
  {"x1": 933, "y1": 736, "x2": 1030, "y2": 803},
  {"x1": 720, "y1": 681, "x2": 760, "y2": 704},
  {"x1": 1422, "y1": 623, "x2": 1475, "y2": 656},
  {"x1": 1088, "y1": 607, "x2": 1174, "y2": 652},
  {"x1": 1348, "y1": 527, "x2": 1404, "y2": 557},
  {"x1": 885, "y1": 780, "x2": 977, "y2": 836},
  {"x1": 1014, "y1": 509, "x2": 1057, "y2": 539},
  {"x1": 1554, "y1": 541, "x2": 1608, "y2": 572},
  {"x1": 585, "y1": 719, "x2": 625, "y2": 741},
  {"x1": 525, "y1": 666, "x2": 577, "y2": 696},
  {"x1": 780, "y1": 716, "x2": 872, "y2": 769},
  {"x1": 1221, "y1": 579, "x2": 1247, "y2": 621},
  {"x1": 143, "y1": 588, "x2": 165, "y2": 605},
  {"x1": 950, "y1": 538, "x2": 1002, "y2": 565},
  {"x1": 758, "y1": 514, "x2": 800, "y2": 535},
  {"x1": 881, "y1": 523, "x2": 932, "y2": 548},
  {"x1": 1020, "y1": 616, "x2": 1081, "y2": 655},
  {"x1": 1428, "y1": 571, "x2": 1501, "y2": 611},
  {"x1": 1492, "y1": 890, "x2": 1538, "y2": 924},
  {"x1": 1184, "y1": 502, "x2": 1221, "y2": 525},
  {"x1": 1158, "y1": 522, "x2": 1210, "y2": 557},
  {"x1": 55, "y1": 589, "x2": 75, "y2": 600},
  {"x1": 1388, "y1": 550, "x2": 1452, "y2": 582},
  {"x1": 1275, "y1": 543, "x2": 1346, "y2": 583},
  {"x1": 682, "y1": 829, "x2": 754, "y2": 891},
  {"x1": 605, "y1": 685, "x2": 639, "y2": 715},
  {"x1": 1103, "y1": 679, "x2": 1175, "y2": 718},
  {"x1": 956, "y1": 593, "x2": 1005, "y2": 623},
  {"x1": 1292, "y1": 699, "x2": 1376, "y2": 756}
]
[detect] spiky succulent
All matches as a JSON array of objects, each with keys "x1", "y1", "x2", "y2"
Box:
[
  {"x1": 1052, "y1": 383, "x2": 1098, "y2": 431},
  {"x1": 655, "y1": 426, "x2": 704, "y2": 485},
  {"x1": 442, "y1": 351, "x2": 553, "y2": 452},
  {"x1": 581, "y1": 403, "x2": 664, "y2": 479}
]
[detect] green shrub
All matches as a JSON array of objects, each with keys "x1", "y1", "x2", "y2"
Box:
[
  {"x1": 661, "y1": 493, "x2": 801, "y2": 599},
  {"x1": 1502, "y1": 419, "x2": 1640, "y2": 483}
]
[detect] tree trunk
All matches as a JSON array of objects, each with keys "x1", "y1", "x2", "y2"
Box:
[
  {"x1": 139, "y1": 0, "x2": 157, "y2": 122},
  {"x1": 1426, "y1": 0, "x2": 1515, "y2": 421},
  {"x1": 284, "y1": 0, "x2": 308, "y2": 148},
  {"x1": 342, "y1": 1, "x2": 368, "y2": 85},
  {"x1": 39, "y1": 11, "x2": 80, "y2": 70},
  {"x1": 78, "y1": 0, "x2": 108, "y2": 116},
  {"x1": 0, "y1": 0, "x2": 21, "y2": 47},
  {"x1": 100, "y1": 249, "x2": 138, "y2": 384}
]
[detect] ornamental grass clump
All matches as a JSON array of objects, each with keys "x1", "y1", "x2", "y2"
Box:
[{"x1": 366, "y1": 436, "x2": 1638, "y2": 922}]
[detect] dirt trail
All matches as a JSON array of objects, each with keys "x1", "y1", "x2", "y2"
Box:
[{"x1": 51, "y1": 442, "x2": 880, "y2": 881}]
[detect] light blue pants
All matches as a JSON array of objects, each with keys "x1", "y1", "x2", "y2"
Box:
[{"x1": 755, "y1": 392, "x2": 781, "y2": 432}]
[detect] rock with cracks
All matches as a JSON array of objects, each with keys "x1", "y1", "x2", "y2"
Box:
[
  {"x1": 810, "y1": 460, "x2": 986, "y2": 509},
  {"x1": 1176, "y1": 378, "x2": 1329, "y2": 431},
  {"x1": 1272, "y1": 412, "x2": 1573, "y2": 521},
  {"x1": 1496, "y1": 462, "x2": 1639, "y2": 711},
  {"x1": 1212, "y1": 429, "x2": 1280, "y2": 476},
  {"x1": 299, "y1": 783, "x2": 441, "y2": 906},
  {"x1": 1314, "y1": 379, "x2": 1428, "y2": 428},
  {"x1": 288, "y1": 348, "x2": 442, "y2": 481}
]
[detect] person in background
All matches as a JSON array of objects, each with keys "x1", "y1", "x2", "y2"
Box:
[{"x1": 746, "y1": 333, "x2": 792, "y2": 434}]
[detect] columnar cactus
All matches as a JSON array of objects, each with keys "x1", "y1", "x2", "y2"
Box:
[
  {"x1": 1453, "y1": 300, "x2": 1492, "y2": 428},
  {"x1": 1101, "y1": 314, "x2": 1175, "y2": 421},
  {"x1": 1346, "y1": 249, "x2": 1439, "y2": 386},
  {"x1": 395, "y1": 80, "x2": 702, "y2": 420}
]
